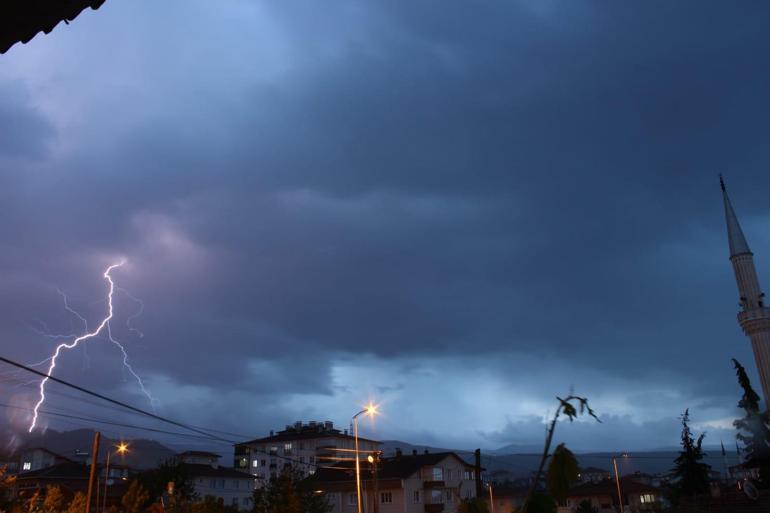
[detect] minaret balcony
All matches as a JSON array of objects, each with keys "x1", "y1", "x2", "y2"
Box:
[{"x1": 738, "y1": 308, "x2": 770, "y2": 332}]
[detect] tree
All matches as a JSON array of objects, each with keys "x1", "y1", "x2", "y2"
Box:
[
  {"x1": 41, "y1": 486, "x2": 66, "y2": 513},
  {"x1": 545, "y1": 444, "x2": 579, "y2": 505},
  {"x1": 122, "y1": 480, "x2": 151, "y2": 513},
  {"x1": 66, "y1": 492, "x2": 87, "y2": 513},
  {"x1": 575, "y1": 499, "x2": 597, "y2": 513},
  {"x1": 138, "y1": 459, "x2": 197, "y2": 507},
  {"x1": 0, "y1": 465, "x2": 17, "y2": 512},
  {"x1": 457, "y1": 497, "x2": 488, "y2": 513},
  {"x1": 251, "y1": 469, "x2": 329, "y2": 513},
  {"x1": 526, "y1": 492, "x2": 556, "y2": 513},
  {"x1": 671, "y1": 409, "x2": 711, "y2": 499},
  {"x1": 520, "y1": 394, "x2": 600, "y2": 513},
  {"x1": 732, "y1": 358, "x2": 770, "y2": 487}
]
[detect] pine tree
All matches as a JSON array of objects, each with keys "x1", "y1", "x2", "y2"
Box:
[
  {"x1": 545, "y1": 444, "x2": 579, "y2": 506},
  {"x1": 732, "y1": 358, "x2": 770, "y2": 486},
  {"x1": 251, "y1": 469, "x2": 330, "y2": 513},
  {"x1": 671, "y1": 409, "x2": 711, "y2": 499}
]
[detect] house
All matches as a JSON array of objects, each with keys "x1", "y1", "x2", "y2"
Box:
[
  {"x1": 14, "y1": 462, "x2": 89, "y2": 501},
  {"x1": 18, "y1": 448, "x2": 73, "y2": 472},
  {"x1": 564, "y1": 477, "x2": 662, "y2": 513},
  {"x1": 315, "y1": 450, "x2": 480, "y2": 513},
  {"x1": 487, "y1": 484, "x2": 528, "y2": 513},
  {"x1": 177, "y1": 451, "x2": 255, "y2": 510},
  {"x1": 234, "y1": 421, "x2": 382, "y2": 484},
  {"x1": 576, "y1": 467, "x2": 611, "y2": 484}
]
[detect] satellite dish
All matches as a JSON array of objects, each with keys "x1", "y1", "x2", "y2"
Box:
[{"x1": 744, "y1": 479, "x2": 759, "y2": 500}]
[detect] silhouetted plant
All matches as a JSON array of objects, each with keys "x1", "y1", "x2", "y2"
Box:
[
  {"x1": 732, "y1": 358, "x2": 770, "y2": 487},
  {"x1": 671, "y1": 409, "x2": 711, "y2": 501},
  {"x1": 457, "y1": 497, "x2": 488, "y2": 513},
  {"x1": 520, "y1": 394, "x2": 600, "y2": 513},
  {"x1": 545, "y1": 444, "x2": 579, "y2": 505},
  {"x1": 251, "y1": 469, "x2": 329, "y2": 513}
]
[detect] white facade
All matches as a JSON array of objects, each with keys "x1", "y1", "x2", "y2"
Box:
[{"x1": 178, "y1": 452, "x2": 255, "y2": 511}]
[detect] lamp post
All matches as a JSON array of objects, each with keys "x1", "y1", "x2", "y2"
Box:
[
  {"x1": 352, "y1": 403, "x2": 378, "y2": 513},
  {"x1": 103, "y1": 443, "x2": 129, "y2": 513}
]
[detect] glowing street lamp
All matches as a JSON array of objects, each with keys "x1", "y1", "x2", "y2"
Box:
[
  {"x1": 353, "y1": 403, "x2": 378, "y2": 513},
  {"x1": 103, "y1": 443, "x2": 129, "y2": 513}
]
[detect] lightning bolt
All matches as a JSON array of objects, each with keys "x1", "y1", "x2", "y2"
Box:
[{"x1": 28, "y1": 261, "x2": 155, "y2": 431}]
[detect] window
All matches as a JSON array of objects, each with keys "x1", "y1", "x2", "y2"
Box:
[
  {"x1": 299, "y1": 456, "x2": 305, "y2": 463},
  {"x1": 640, "y1": 494, "x2": 656, "y2": 504},
  {"x1": 261, "y1": 459, "x2": 266, "y2": 466},
  {"x1": 380, "y1": 492, "x2": 392, "y2": 504},
  {"x1": 463, "y1": 470, "x2": 471, "y2": 480},
  {"x1": 446, "y1": 489, "x2": 452, "y2": 502},
  {"x1": 309, "y1": 456, "x2": 315, "y2": 464},
  {"x1": 284, "y1": 443, "x2": 293, "y2": 454},
  {"x1": 210, "y1": 479, "x2": 216, "y2": 489},
  {"x1": 348, "y1": 493, "x2": 357, "y2": 506},
  {"x1": 232, "y1": 498, "x2": 239, "y2": 508},
  {"x1": 252, "y1": 459, "x2": 260, "y2": 468},
  {"x1": 447, "y1": 469, "x2": 452, "y2": 480},
  {"x1": 269, "y1": 446, "x2": 278, "y2": 455},
  {"x1": 219, "y1": 479, "x2": 225, "y2": 488},
  {"x1": 238, "y1": 457, "x2": 248, "y2": 468},
  {"x1": 234, "y1": 480, "x2": 240, "y2": 489},
  {"x1": 299, "y1": 442, "x2": 305, "y2": 450},
  {"x1": 413, "y1": 491, "x2": 421, "y2": 503},
  {"x1": 432, "y1": 467, "x2": 443, "y2": 481},
  {"x1": 22, "y1": 462, "x2": 31, "y2": 471},
  {"x1": 431, "y1": 490, "x2": 443, "y2": 504}
]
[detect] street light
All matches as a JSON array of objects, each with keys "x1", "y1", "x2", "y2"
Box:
[
  {"x1": 353, "y1": 403, "x2": 378, "y2": 513},
  {"x1": 611, "y1": 453, "x2": 628, "y2": 513},
  {"x1": 103, "y1": 443, "x2": 129, "y2": 513}
]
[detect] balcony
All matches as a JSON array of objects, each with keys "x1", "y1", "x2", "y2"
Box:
[
  {"x1": 424, "y1": 505, "x2": 444, "y2": 513},
  {"x1": 423, "y1": 480, "x2": 445, "y2": 488}
]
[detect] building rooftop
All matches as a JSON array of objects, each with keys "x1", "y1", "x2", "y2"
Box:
[
  {"x1": 316, "y1": 451, "x2": 477, "y2": 483},
  {"x1": 16, "y1": 462, "x2": 88, "y2": 480},
  {"x1": 237, "y1": 420, "x2": 380, "y2": 446},
  {"x1": 1, "y1": 0, "x2": 107, "y2": 54}
]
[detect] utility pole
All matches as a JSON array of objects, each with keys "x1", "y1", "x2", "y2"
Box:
[
  {"x1": 474, "y1": 449, "x2": 482, "y2": 498},
  {"x1": 612, "y1": 457, "x2": 623, "y2": 513},
  {"x1": 85, "y1": 431, "x2": 101, "y2": 513},
  {"x1": 371, "y1": 451, "x2": 380, "y2": 513}
]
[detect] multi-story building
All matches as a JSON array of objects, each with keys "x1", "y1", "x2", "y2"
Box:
[
  {"x1": 234, "y1": 421, "x2": 381, "y2": 483},
  {"x1": 177, "y1": 451, "x2": 256, "y2": 511},
  {"x1": 315, "y1": 450, "x2": 480, "y2": 513}
]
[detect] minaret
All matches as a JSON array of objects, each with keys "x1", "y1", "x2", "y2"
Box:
[{"x1": 721, "y1": 176, "x2": 770, "y2": 405}]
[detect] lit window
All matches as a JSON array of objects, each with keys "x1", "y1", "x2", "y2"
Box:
[
  {"x1": 22, "y1": 462, "x2": 31, "y2": 471},
  {"x1": 640, "y1": 494, "x2": 656, "y2": 504},
  {"x1": 252, "y1": 460, "x2": 260, "y2": 468},
  {"x1": 380, "y1": 492, "x2": 393, "y2": 504},
  {"x1": 284, "y1": 443, "x2": 293, "y2": 454},
  {"x1": 269, "y1": 446, "x2": 278, "y2": 455}
]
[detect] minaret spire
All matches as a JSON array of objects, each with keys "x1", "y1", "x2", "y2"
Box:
[
  {"x1": 720, "y1": 176, "x2": 751, "y2": 257},
  {"x1": 721, "y1": 177, "x2": 770, "y2": 407}
]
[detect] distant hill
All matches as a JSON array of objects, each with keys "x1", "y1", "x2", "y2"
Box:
[
  {"x1": 381, "y1": 440, "x2": 740, "y2": 480},
  {"x1": 3, "y1": 428, "x2": 176, "y2": 469}
]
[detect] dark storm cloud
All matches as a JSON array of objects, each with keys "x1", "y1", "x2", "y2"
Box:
[{"x1": 2, "y1": 0, "x2": 770, "y2": 448}]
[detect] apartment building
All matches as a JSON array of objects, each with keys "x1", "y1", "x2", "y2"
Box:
[{"x1": 234, "y1": 421, "x2": 381, "y2": 483}]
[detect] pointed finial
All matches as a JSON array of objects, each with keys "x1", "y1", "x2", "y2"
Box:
[{"x1": 720, "y1": 174, "x2": 726, "y2": 191}]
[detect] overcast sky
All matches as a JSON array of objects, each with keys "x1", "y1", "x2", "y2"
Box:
[{"x1": 2, "y1": 0, "x2": 770, "y2": 455}]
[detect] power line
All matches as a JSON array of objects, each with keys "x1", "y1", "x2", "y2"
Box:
[{"x1": 0, "y1": 355, "x2": 230, "y2": 444}]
